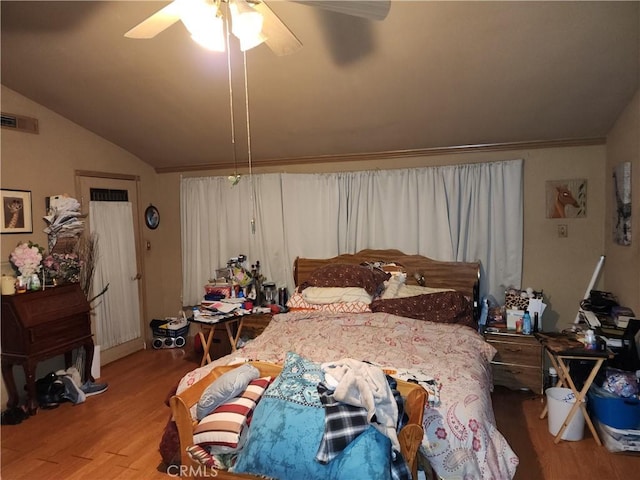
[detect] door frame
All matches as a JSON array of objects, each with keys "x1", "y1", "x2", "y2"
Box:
[{"x1": 75, "y1": 170, "x2": 148, "y2": 364}]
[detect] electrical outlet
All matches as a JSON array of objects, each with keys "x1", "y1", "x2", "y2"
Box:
[{"x1": 558, "y1": 224, "x2": 568, "y2": 238}]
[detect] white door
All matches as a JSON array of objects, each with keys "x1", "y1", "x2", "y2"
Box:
[{"x1": 77, "y1": 174, "x2": 145, "y2": 365}]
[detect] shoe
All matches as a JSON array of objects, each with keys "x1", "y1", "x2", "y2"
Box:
[
  {"x1": 36, "y1": 372, "x2": 66, "y2": 408},
  {"x1": 1, "y1": 406, "x2": 30, "y2": 425},
  {"x1": 55, "y1": 367, "x2": 82, "y2": 388},
  {"x1": 61, "y1": 375, "x2": 86, "y2": 405},
  {"x1": 81, "y1": 381, "x2": 108, "y2": 397}
]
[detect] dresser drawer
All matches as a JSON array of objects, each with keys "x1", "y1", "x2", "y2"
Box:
[
  {"x1": 28, "y1": 314, "x2": 91, "y2": 354},
  {"x1": 491, "y1": 363, "x2": 542, "y2": 393},
  {"x1": 484, "y1": 331, "x2": 543, "y2": 393},
  {"x1": 489, "y1": 339, "x2": 542, "y2": 367}
]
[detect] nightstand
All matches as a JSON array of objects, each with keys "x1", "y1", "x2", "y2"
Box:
[
  {"x1": 484, "y1": 330, "x2": 543, "y2": 394},
  {"x1": 240, "y1": 312, "x2": 272, "y2": 340}
]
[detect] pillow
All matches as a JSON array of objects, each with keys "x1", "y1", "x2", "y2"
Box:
[
  {"x1": 232, "y1": 352, "x2": 392, "y2": 480},
  {"x1": 299, "y1": 263, "x2": 389, "y2": 296},
  {"x1": 301, "y1": 286, "x2": 373, "y2": 305},
  {"x1": 196, "y1": 363, "x2": 260, "y2": 420},
  {"x1": 286, "y1": 292, "x2": 372, "y2": 313},
  {"x1": 192, "y1": 376, "x2": 271, "y2": 454},
  {"x1": 380, "y1": 275, "x2": 406, "y2": 300},
  {"x1": 371, "y1": 290, "x2": 475, "y2": 329}
]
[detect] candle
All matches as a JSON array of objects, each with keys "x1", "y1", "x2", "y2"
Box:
[{"x1": 2, "y1": 275, "x2": 16, "y2": 295}]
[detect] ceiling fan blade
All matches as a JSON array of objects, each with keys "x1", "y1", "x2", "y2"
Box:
[
  {"x1": 292, "y1": 0, "x2": 390, "y2": 21},
  {"x1": 253, "y1": 2, "x2": 303, "y2": 56},
  {"x1": 124, "y1": 1, "x2": 183, "y2": 39}
]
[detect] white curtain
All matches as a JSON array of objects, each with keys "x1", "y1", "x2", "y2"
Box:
[
  {"x1": 180, "y1": 159, "x2": 523, "y2": 306},
  {"x1": 90, "y1": 201, "x2": 141, "y2": 349}
]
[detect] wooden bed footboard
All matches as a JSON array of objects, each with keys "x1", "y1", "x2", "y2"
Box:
[{"x1": 170, "y1": 361, "x2": 427, "y2": 480}]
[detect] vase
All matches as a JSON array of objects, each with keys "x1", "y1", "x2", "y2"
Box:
[
  {"x1": 16, "y1": 276, "x2": 28, "y2": 293},
  {"x1": 30, "y1": 273, "x2": 41, "y2": 291}
]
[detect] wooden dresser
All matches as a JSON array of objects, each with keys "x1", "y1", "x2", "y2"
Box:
[
  {"x1": 484, "y1": 330, "x2": 543, "y2": 394},
  {"x1": 1, "y1": 284, "x2": 94, "y2": 413}
]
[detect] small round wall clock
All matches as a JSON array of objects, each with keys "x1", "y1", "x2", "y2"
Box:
[{"x1": 145, "y1": 204, "x2": 160, "y2": 230}]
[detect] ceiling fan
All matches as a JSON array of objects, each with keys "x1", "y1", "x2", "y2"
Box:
[{"x1": 124, "y1": 0, "x2": 391, "y2": 56}]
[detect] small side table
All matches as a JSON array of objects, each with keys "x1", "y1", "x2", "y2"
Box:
[
  {"x1": 191, "y1": 315, "x2": 245, "y2": 367},
  {"x1": 535, "y1": 332, "x2": 613, "y2": 445},
  {"x1": 190, "y1": 312, "x2": 272, "y2": 367}
]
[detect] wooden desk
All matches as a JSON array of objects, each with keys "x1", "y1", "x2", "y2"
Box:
[
  {"x1": 1, "y1": 284, "x2": 94, "y2": 414},
  {"x1": 535, "y1": 332, "x2": 613, "y2": 445}
]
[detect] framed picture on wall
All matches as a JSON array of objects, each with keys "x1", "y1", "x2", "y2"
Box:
[
  {"x1": 613, "y1": 162, "x2": 631, "y2": 246},
  {"x1": 545, "y1": 179, "x2": 587, "y2": 218},
  {"x1": 1, "y1": 189, "x2": 33, "y2": 234}
]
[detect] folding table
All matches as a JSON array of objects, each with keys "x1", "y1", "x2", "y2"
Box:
[
  {"x1": 535, "y1": 332, "x2": 613, "y2": 445},
  {"x1": 190, "y1": 314, "x2": 246, "y2": 367}
]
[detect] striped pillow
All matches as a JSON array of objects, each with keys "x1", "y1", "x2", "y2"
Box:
[{"x1": 193, "y1": 376, "x2": 271, "y2": 454}]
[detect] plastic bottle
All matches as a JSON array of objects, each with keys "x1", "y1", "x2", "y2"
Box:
[
  {"x1": 522, "y1": 310, "x2": 532, "y2": 335},
  {"x1": 584, "y1": 329, "x2": 597, "y2": 349},
  {"x1": 478, "y1": 298, "x2": 489, "y2": 333},
  {"x1": 546, "y1": 367, "x2": 558, "y2": 391},
  {"x1": 192, "y1": 306, "x2": 200, "y2": 321},
  {"x1": 533, "y1": 312, "x2": 539, "y2": 333}
]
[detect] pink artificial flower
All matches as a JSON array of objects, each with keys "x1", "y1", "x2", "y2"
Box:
[{"x1": 9, "y1": 242, "x2": 43, "y2": 277}]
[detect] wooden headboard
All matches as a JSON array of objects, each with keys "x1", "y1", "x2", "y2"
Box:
[{"x1": 293, "y1": 249, "x2": 481, "y2": 319}]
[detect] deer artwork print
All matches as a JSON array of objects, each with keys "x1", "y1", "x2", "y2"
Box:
[
  {"x1": 549, "y1": 184, "x2": 579, "y2": 218},
  {"x1": 5, "y1": 198, "x2": 23, "y2": 228}
]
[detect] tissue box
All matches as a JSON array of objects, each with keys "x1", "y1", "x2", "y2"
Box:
[{"x1": 506, "y1": 309, "x2": 524, "y2": 330}]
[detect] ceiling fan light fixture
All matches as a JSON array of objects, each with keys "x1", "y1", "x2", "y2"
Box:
[
  {"x1": 239, "y1": 32, "x2": 267, "y2": 52},
  {"x1": 190, "y1": 17, "x2": 226, "y2": 51},
  {"x1": 180, "y1": 0, "x2": 226, "y2": 51},
  {"x1": 190, "y1": 30, "x2": 225, "y2": 51},
  {"x1": 230, "y1": 0, "x2": 265, "y2": 48}
]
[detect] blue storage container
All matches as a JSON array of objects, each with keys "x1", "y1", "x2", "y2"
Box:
[{"x1": 588, "y1": 385, "x2": 640, "y2": 430}]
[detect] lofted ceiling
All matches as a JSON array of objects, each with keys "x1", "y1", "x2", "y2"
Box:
[{"x1": 1, "y1": 1, "x2": 639, "y2": 173}]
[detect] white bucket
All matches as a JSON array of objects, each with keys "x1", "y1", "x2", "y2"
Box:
[
  {"x1": 91, "y1": 345, "x2": 101, "y2": 379},
  {"x1": 546, "y1": 387, "x2": 585, "y2": 441}
]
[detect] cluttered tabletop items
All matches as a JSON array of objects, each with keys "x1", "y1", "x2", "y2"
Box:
[
  {"x1": 189, "y1": 256, "x2": 289, "y2": 366},
  {"x1": 193, "y1": 255, "x2": 288, "y2": 325},
  {"x1": 534, "y1": 331, "x2": 613, "y2": 357},
  {"x1": 483, "y1": 286, "x2": 638, "y2": 355},
  {"x1": 482, "y1": 286, "x2": 547, "y2": 335}
]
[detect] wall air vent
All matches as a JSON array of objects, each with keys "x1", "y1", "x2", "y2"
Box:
[{"x1": 1, "y1": 112, "x2": 39, "y2": 134}]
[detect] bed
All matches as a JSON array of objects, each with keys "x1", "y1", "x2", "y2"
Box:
[{"x1": 168, "y1": 249, "x2": 519, "y2": 479}]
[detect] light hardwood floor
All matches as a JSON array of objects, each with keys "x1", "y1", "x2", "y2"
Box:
[
  {"x1": 2, "y1": 347, "x2": 639, "y2": 479},
  {"x1": 492, "y1": 387, "x2": 640, "y2": 479},
  {"x1": 1, "y1": 347, "x2": 198, "y2": 480}
]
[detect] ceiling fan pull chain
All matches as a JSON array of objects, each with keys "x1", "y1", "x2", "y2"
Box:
[
  {"x1": 243, "y1": 50, "x2": 257, "y2": 235},
  {"x1": 225, "y1": 10, "x2": 239, "y2": 178}
]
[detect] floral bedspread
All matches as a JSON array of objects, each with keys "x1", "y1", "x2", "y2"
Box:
[{"x1": 177, "y1": 311, "x2": 519, "y2": 479}]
